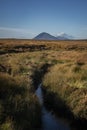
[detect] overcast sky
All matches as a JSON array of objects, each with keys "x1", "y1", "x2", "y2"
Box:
[{"x1": 0, "y1": 0, "x2": 87, "y2": 39}]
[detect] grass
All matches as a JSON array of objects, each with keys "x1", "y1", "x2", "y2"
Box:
[
  {"x1": 0, "y1": 39, "x2": 87, "y2": 54},
  {"x1": 0, "y1": 39, "x2": 87, "y2": 129},
  {"x1": 42, "y1": 62, "x2": 87, "y2": 129},
  {"x1": 0, "y1": 73, "x2": 41, "y2": 130},
  {"x1": 0, "y1": 51, "x2": 44, "y2": 129}
]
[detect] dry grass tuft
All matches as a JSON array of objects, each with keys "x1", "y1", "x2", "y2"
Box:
[{"x1": 43, "y1": 62, "x2": 87, "y2": 120}]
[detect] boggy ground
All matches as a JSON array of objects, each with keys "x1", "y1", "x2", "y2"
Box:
[{"x1": 0, "y1": 39, "x2": 87, "y2": 130}]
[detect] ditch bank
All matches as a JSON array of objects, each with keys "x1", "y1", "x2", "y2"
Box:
[
  {"x1": 31, "y1": 63, "x2": 52, "y2": 89},
  {"x1": 42, "y1": 86, "x2": 87, "y2": 130},
  {"x1": 36, "y1": 84, "x2": 70, "y2": 130},
  {"x1": 32, "y1": 63, "x2": 87, "y2": 130}
]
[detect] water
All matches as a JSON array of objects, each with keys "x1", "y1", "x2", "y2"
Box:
[{"x1": 35, "y1": 84, "x2": 70, "y2": 130}]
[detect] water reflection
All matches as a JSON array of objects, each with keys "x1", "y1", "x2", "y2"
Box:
[{"x1": 36, "y1": 84, "x2": 70, "y2": 130}]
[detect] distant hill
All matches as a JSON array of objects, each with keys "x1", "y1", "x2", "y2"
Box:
[
  {"x1": 34, "y1": 32, "x2": 71, "y2": 40},
  {"x1": 56, "y1": 33, "x2": 73, "y2": 40},
  {"x1": 34, "y1": 32, "x2": 58, "y2": 40}
]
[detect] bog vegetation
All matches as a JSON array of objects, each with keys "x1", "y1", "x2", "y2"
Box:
[{"x1": 0, "y1": 39, "x2": 87, "y2": 130}]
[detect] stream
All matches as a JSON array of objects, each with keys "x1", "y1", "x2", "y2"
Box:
[{"x1": 35, "y1": 84, "x2": 70, "y2": 130}]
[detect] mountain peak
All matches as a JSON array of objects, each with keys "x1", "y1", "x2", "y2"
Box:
[{"x1": 34, "y1": 32, "x2": 58, "y2": 40}]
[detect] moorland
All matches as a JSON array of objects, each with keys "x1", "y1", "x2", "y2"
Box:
[{"x1": 0, "y1": 39, "x2": 87, "y2": 130}]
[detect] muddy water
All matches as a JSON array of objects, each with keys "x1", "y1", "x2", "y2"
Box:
[{"x1": 35, "y1": 84, "x2": 70, "y2": 130}]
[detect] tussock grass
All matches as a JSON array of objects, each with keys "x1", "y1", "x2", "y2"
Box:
[
  {"x1": 43, "y1": 62, "x2": 87, "y2": 121},
  {"x1": 0, "y1": 50, "x2": 46, "y2": 130},
  {"x1": 0, "y1": 73, "x2": 41, "y2": 130},
  {"x1": 0, "y1": 39, "x2": 87, "y2": 129}
]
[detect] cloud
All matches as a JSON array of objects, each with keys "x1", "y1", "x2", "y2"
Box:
[
  {"x1": 56, "y1": 32, "x2": 66, "y2": 36},
  {"x1": 0, "y1": 27, "x2": 34, "y2": 38},
  {"x1": 55, "y1": 32, "x2": 75, "y2": 39}
]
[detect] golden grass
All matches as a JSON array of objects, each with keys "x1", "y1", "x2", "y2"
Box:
[
  {"x1": 0, "y1": 39, "x2": 87, "y2": 55},
  {"x1": 0, "y1": 39, "x2": 87, "y2": 129},
  {"x1": 43, "y1": 62, "x2": 87, "y2": 120},
  {"x1": 0, "y1": 72, "x2": 41, "y2": 130}
]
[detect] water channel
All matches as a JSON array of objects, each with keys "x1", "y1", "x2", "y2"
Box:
[{"x1": 35, "y1": 84, "x2": 70, "y2": 130}]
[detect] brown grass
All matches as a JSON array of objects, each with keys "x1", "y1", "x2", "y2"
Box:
[
  {"x1": 0, "y1": 39, "x2": 87, "y2": 129},
  {"x1": 43, "y1": 62, "x2": 87, "y2": 123},
  {"x1": 0, "y1": 39, "x2": 87, "y2": 54}
]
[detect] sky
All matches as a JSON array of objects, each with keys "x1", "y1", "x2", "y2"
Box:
[{"x1": 0, "y1": 0, "x2": 87, "y2": 39}]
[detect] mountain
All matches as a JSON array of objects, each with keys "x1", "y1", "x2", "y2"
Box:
[
  {"x1": 34, "y1": 32, "x2": 73, "y2": 40},
  {"x1": 34, "y1": 32, "x2": 58, "y2": 40},
  {"x1": 56, "y1": 33, "x2": 73, "y2": 40}
]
